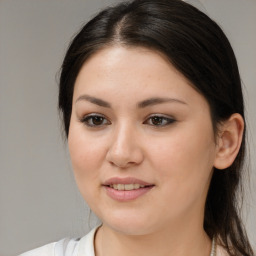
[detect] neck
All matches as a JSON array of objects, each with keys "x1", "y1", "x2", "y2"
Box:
[{"x1": 95, "y1": 219, "x2": 212, "y2": 256}]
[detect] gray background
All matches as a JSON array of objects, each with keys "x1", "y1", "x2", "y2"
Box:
[{"x1": 0, "y1": 0, "x2": 255, "y2": 255}]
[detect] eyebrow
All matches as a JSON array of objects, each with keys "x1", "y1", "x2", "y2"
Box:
[
  {"x1": 137, "y1": 97, "x2": 187, "y2": 108},
  {"x1": 76, "y1": 95, "x2": 111, "y2": 108},
  {"x1": 75, "y1": 94, "x2": 187, "y2": 108}
]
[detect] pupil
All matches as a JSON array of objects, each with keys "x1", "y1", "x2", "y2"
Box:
[
  {"x1": 93, "y1": 116, "x2": 103, "y2": 125},
  {"x1": 152, "y1": 117, "x2": 162, "y2": 125}
]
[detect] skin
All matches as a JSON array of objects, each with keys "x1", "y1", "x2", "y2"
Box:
[{"x1": 68, "y1": 46, "x2": 244, "y2": 256}]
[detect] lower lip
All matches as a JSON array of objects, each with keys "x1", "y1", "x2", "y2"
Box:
[{"x1": 104, "y1": 186, "x2": 154, "y2": 202}]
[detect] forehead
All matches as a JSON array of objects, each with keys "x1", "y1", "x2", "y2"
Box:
[
  {"x1": 73, "y1": 46, "x2": 207, "y2": 108},
  {"x1": 75, "y1": 46, "x2": 184, "y2": 87},
  {"x1": 80, "y1": 46, "x2": 172, "y2": 77}
]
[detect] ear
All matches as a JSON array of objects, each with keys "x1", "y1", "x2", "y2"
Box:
[{"x1": 214, "y1": 113, "x2": 244, "y2": 170}]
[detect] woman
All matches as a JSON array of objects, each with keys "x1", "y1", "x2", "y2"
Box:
[{"x1": 20, "y1": 0, "x2": 254, "y2": 255}]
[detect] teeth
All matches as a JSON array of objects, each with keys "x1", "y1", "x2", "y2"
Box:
[
  {"x1": 110, "y1": 184, "x2": 145, "y2": 191},
  {"x1": 118, "y1": 184, "x2": 124, "y2": 190},
  {"x1": 124, "y1": 184, "x2": 134, "y2": 190}
]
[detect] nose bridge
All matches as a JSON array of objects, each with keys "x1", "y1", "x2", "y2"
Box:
[
  {"x1": 106, "y1": 120, "x2": 143, "y2": 168},
  {"x1": 111, "y1": 121, "x2": 137, "y2": 159},
  {"x1": 114, "y1": 121, "x2": 134, "y2": 149}
]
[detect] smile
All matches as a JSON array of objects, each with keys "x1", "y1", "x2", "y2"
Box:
[
  {"x1": 109, "y1": 184, "x2": 146, "y2": 190},
  {"x1": 103, "y1": 177, "x2": 154, "y2": 201}
]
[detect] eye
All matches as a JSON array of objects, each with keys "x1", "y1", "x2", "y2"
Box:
[
  {"x1": 81, "y1": 114, "x2": 110, "y2": 127},
  {"x1": 144, "y1": 115, "x2": 176, "y2": 127}
]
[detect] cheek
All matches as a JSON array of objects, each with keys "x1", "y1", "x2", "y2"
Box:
[
  {"x1": 147, "y1": 125, "x2": 216, "y2": 197},
  {"x1": 68, "y1": 124, "x2": 106, "y2": 192},
  {"x1": 68, "y1": 131, "x2": 106, "y2": 211}
]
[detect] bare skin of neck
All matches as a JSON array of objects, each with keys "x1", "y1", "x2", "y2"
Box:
[{"x1": 94, "y1": 219, "x2": 212, "y2": 256}]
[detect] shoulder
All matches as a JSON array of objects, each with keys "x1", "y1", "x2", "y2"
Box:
[
  {"x1": 19, "y1": 242, "x2": 56, "y2": 256},
  {"x1": 18, "y1": 226, "x2": 99, "y2": 256}
]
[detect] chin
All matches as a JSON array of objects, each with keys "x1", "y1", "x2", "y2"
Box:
[
  {"x1": 98, "y1": 211, "x2": 160, "y2": 236},
  {"x1": 107, "y1": 222, "x2": 153, "y2": 236}
]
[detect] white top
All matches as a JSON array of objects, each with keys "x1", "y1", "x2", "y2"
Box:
[
  {"x1": 19, "y1": 226, "x2": 228, "y2": 256},
  {"x1": 19, "y1": 226, "x2": 97, "y2": 256}
]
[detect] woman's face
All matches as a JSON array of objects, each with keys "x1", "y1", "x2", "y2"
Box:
[{"x1": 68, "y1": 46, "x2": 218, "y2": 235}]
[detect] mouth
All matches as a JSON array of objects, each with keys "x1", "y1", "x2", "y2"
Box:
[
  {"x1": 103, "y1": 177, "x2": 155, "y2": 201},
  {"x1": 107, "y1": 183, "x2": 152, "y2": 190}
]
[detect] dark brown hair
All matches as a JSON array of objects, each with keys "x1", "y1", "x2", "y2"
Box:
[{"x1": 58, "y1": 0, "x2": 254, "y2": 255}]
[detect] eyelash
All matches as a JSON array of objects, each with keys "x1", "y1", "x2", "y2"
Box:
[
  {"x1": 143, "y1": 115, "x2": 176, "y2": 126},
  {"x1": 80, "y1": 114, "x2": 176, "y2": 128},
  {"x1": 80, "y1": 114, "x2": 111, "y2": 127}
]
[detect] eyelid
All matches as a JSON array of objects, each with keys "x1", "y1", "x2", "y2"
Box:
[
  {"x1": 143, "y1": 114, "x2": 176, "y2": 126},
  {"x1": 146, "y1": 113, "x2": 174, "y2": 119}
]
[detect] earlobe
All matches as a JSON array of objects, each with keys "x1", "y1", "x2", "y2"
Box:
[{"x1": 214, "y1": 113, "x2": 244, "y2": 170}]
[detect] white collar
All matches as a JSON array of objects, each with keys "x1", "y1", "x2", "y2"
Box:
[{"x1": 76, "y1": 226, "x2": 99, "y2": 256}]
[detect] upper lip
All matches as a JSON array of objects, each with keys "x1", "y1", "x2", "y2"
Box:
[{"x1": 103, "y1": 177, "x2": 153, "y2": 186}]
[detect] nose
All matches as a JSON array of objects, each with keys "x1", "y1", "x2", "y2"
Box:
[{"x1": 106, "y1": 123, "x2": 144, "y2": 169}]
